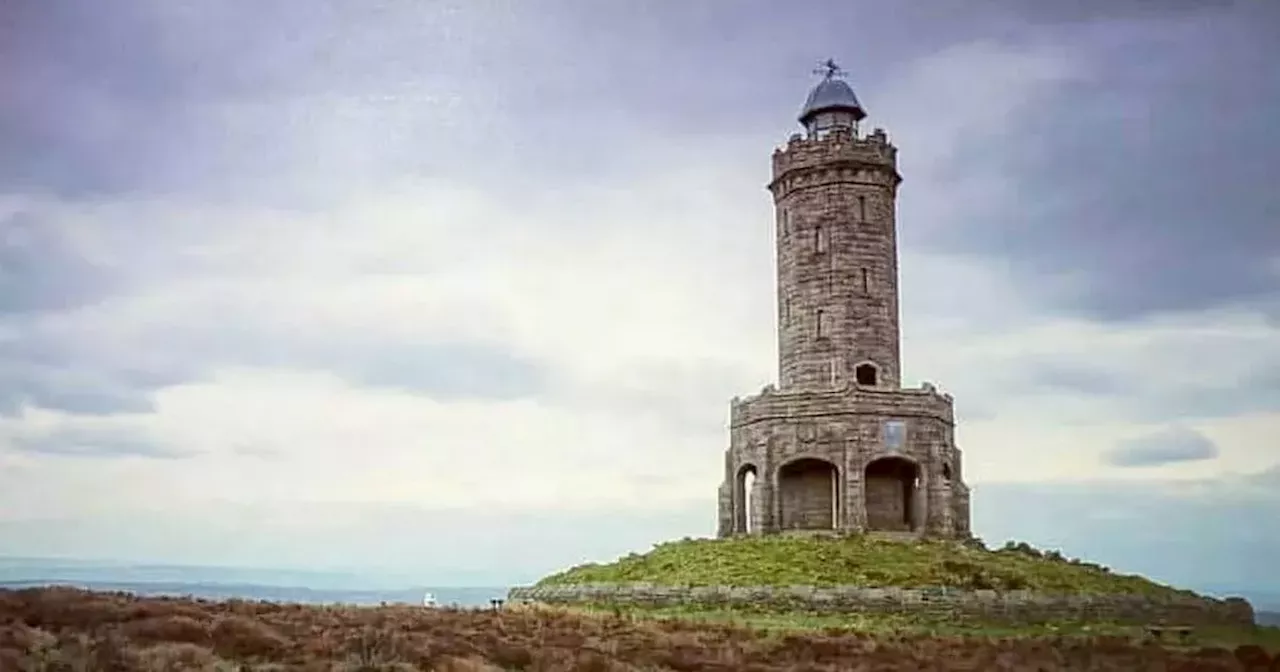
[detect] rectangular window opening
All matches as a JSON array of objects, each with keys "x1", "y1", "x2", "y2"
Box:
[
  {"x1": 858, "y1": 196, "x2": 867, "y2": 221},
  {"x1": 885, "y1": 420, "x2": 906, "y2": 451},
  {"x1": 815, "y1": 309, "x2": 825, "y2": 338}
]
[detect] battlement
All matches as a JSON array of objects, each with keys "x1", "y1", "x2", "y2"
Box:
[
  {"x1": 769, "y1": 127, "x2": 899, "y2": 193},
  {"x1": 730, "y1": 381, "x2": 954, "y2": 428}
]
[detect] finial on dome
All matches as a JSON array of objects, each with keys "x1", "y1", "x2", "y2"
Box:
[
  {"x1": 813, "y1": 58, "x2": 846, "y2": 81},
  {"x1": 798, "y1": 58, "x2": 866, "y2": 135}
]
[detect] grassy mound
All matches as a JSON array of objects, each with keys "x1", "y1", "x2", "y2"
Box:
[{"x1": 536, "y1": 535, "x2": 1197, "y2": 597}]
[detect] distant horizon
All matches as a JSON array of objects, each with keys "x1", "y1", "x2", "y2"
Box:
[
  {"x1": 3, "y1": 554, "x2": 1277, "y2": 612},
  {"x1": 0, "y1": 554, "x2": 508, "y2": 591}
]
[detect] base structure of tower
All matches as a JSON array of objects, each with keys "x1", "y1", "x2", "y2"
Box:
[{"x1": 716, "y1": 64, "x2": 972, "y2": 540}]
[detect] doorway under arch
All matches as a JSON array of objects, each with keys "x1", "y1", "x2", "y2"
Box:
[
  {"x1": 735, "y1": 463, "x2": 758, "y2": 534},
  {"x1": 777, "y1": 457, "x2": 839, "y2": 530},
  {"x1": 864, "y1": 456, "x2": 919, "y2": 532}
]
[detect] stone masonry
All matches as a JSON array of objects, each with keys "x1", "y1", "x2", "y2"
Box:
[
  {"x1": 717, "y1": 65, "x2": 972, "y2": 539},
  {"x1": 508, "y1": 584, "x2": 1256, "y2": 628}
]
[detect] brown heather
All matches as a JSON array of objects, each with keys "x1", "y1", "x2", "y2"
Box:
[{"x1": 2, "y1": 587, "x2": 1279, "y2": 671}]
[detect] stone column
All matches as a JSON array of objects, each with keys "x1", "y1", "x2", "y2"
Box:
[
  {"x1": 954, "y1": 484, "x2": 972, "y2": 538},
  {"x1": 753, "y1": 477, "x2": 773, "y2": 534},
  {"x1": 717, "y1": 480, "x2": 733, "y2": 537},
  {"x1": 913, "y1": 470, "x2": 928, "y2": 533},
  {"x1": 844, "y1": 451, "x2": 865, "y2": 532},
  {"x1": 925, "y1": 468, "x2": 950, "y2": 537}
]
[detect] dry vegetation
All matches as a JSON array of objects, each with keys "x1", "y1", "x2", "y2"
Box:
[{"x1": 2, "y1": 587, "x2": 1279, "y2": 671}]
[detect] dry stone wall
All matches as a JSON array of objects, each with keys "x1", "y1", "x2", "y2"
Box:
[{"x1": 508, "y1": 583, "x2": 1255, "y2": 627}]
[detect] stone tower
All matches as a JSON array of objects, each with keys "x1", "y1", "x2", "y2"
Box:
[{"x1": 716, "y1": 62, "x2": 971, "y2": 539}]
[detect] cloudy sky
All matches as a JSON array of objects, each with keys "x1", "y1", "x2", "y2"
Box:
[{"x1": 1, "y1": 1, "x2": 1278, "y2": 595}]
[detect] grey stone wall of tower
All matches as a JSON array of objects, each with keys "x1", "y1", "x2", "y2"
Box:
[
  {"x1": 773, "y1": 127, "x2": 902, "y2": 391},
  {"x1": 716, "y1": 68, "x2": 972, "y2": 540}
]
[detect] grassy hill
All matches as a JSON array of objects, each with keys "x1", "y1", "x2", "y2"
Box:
[{"x1": 536, "y1": 535, "x2": 1197, "y2": 598}]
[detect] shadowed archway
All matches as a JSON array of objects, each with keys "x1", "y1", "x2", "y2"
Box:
[
  {"x1": 777, "y1": 457, "x2": 839, "y2": 530},
  {"x1": 734, "y1": 463, "x2": 758, "y2": 534},
  {"x1": 864, "y1": 456, "x2": 919, "y2": 532}
]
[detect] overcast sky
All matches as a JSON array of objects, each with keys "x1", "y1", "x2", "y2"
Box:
[{"x1": 1, "y1": 0, "x2": 1278, "y2": 594}]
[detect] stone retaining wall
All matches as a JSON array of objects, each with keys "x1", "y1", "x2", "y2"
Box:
[{"x1": 508, "y1": 583, "x2": 1255, "y2": 627}]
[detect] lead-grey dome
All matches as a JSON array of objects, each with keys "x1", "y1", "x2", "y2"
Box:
[{"x1": 799, "y1": 77, "x2": 866, "y2": 124}]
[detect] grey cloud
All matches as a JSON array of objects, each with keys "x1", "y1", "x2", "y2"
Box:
[
  {"x1": 560, "y1": 358, "x2": 757, "y2": 436},
  {"x1": 1019, "y1": 359, "x2": 1280, "y2": 425},
  {"x1": 0, "y1": 210, "x2": 119, "y2": 313},
  {"x1": 920, "y1": 11, "x2": 1280, "y2": 321},
  {"x1": 346, "y1": 343, "x2": 547, "y2": 402},
  {"x1": 0, "y1": 0, "x2": 501, "y2": 202},
  {"x1": 984, "y1": 0, "x2": 1248, "y2": 24},
  {"x1": 1243, "y1": 464, "x2": 1280, "y2": 487},
  {"x1": 0, "y1": 309, "x2": 551, "y2": 417},
  {"x1": 14, "y1": 0, "x2": 1268, "y2": 211},
  {"x1": 0, "y1": 330, "x2": 180, "y2": 416},
  {"x1": 0, "y1": 204, "x2": 550, "y2": 415},
  {"x1": 1103, "y1": 427, "x2": 1220, "y2": 467},
  {"x1": 8, "y1": 425, "x2": 190, "y2": 459},
  {"x1": 207, "y1": 332, "x2": 552, "y2": 403},
  {"x1": 1016, "y1": 360, "x2": 1130, "y2": 398}
]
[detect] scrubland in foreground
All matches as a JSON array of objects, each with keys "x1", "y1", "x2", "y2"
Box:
[{"x1": 3, "y1": 587, "x2": 1280, "y2": 671}]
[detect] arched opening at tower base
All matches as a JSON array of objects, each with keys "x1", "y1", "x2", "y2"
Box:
[
  {"x1": 777, "y1": 458, "x2": 839, "y2": 531},
  {"x1": 735, "y1": 464, "x2": 758, "y2": 534},
  {"x1": 864, "y1": 456, "x2": 919, "y2": 532}
]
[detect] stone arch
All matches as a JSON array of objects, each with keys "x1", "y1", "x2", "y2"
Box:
[
  {"x1": 854, "y1": 361, "x2": 880, "y2": 386},
  {"x1": 864, "y1": 455, "x2": 919, "y2": 532},
  {"x1": 734, "y1": 463, "x2": 758, "y2": 534},
  {"x1": 776, "y1": 457, "x2": 839, "y2": 531}
]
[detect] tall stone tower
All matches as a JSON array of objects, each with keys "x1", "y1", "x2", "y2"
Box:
[{"x1": 717, "y1": 62, "x2": 972, "y2": 539}]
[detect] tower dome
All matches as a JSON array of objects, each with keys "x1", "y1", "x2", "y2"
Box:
[{"x1": 798, "y1": 59, "x2": 866, "y2": 137}]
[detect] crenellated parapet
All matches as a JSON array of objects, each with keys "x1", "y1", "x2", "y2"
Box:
[{"x1": 768, "y1": 127, "x2": 900, "y2": 200}]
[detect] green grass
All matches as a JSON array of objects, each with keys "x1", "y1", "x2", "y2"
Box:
[
  {"x1": 536, "y1": 535, "x2": 1197, "y2": 597},
  {"x1": 550, "y1": 604, "x2": 1280, "y2": 652}
]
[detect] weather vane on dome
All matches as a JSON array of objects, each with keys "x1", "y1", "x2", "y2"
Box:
[{"x1": 813, "y1": 58, "x2": 845, "y2": 80}]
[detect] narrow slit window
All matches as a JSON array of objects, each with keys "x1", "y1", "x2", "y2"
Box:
[
  {"x1": 780, "y1": 209, "x2": 790, "y2": 237},
  {"x1": 830, "y1": 358, "x2": 839, "y2": 386},
  {"x1": 858, "y1": 196, "x2": 867, "y2": 221},
  {"x1": 784, "y1": 298, "x2": 791, "y2": 325},
  {"x1": 816, "y1": 309, "x2": 825, "y2": 338},
  {"x1": 861, "y1": 267, "x2": 869, "y2": 292},
  {"x1": 814, "y1": 225, "x2": 824, "y2": 253}
]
